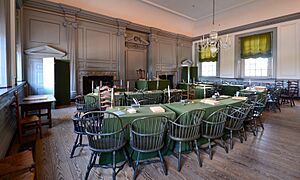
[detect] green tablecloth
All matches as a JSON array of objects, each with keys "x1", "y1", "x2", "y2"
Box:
[
  {"x1": 99, "y1": 105, "x2": 176, "y2": 164},
  {"x1": 125, "y1": 90, "x2": 164, "y2": 105},
  {"x1": 195, "y1": 86, "x2": 213, "y2": 99},
  {"x1": 220, "y1": 84, "x2": 244, "y2": 96},
  {"x1": 240, "y1": 89, "x2": 266, "y2": 100},
  {"x1": 177, "y1": 83, "x2": 213, "y2": 99},
  {"x1": 164, "y1": 98, "x2": 244, "y2": 118},
  {"x1": 86, "y1": 92, "x2": 126, "y2": 106},
  {"x1": 135, "y1": 80, "x2": 170, "y2": 90}
]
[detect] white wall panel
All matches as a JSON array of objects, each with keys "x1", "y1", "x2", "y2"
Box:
[
  {"x1": 220, "y1": 35, "x2": 235, "y2": 78},
  {"x1": 277, "y1": 23, "x2": 298, "y2": 79}
]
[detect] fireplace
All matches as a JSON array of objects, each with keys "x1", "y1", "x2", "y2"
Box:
[
  {"x1": 82, "y1": 76, "x2": 114, "y2": 95},
  {"x1": 159, "y1": 75, "x2": 174, "y2": 89},
  {"x1": 78, "y1": 71, "x2": 117, "y2": 95}
]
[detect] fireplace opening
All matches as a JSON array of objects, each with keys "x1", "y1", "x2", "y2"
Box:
[
  {"x1": 82, "y1": 76, "x2": 113, "y2": 95},
  {"x1": 159, "y1": 75, "x2": 173, "y2": 89}
]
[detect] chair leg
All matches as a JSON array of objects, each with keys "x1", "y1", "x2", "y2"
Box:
[
  {"x1": 243, "y1": 126, "x2": 247, "y2": 141},
  {"x1": 18, "y1": 124, "x2": 23, "y2": 144},
  {"x1": 85, "y1": 152, "x2": 95, "y2": 180},
  {"x1": 208, "y1": 139, "x2": 212, "y2": 160},
  {"x1": 221, "y1": 137, "x2": 228, "y2": 153},
  {"x1": 238, "y1": 131, "x2": 243, "y2": 143},
  {"x1": 158, "y1": 150, "x2": 167, "y2": 175},
  {"x1": 70, "y1": 134, "x2": 80, "y2": 158},
  {"x1": 122, "y1": 148, "x2": 134, "y2": 168},
  {"x1": 177, "y1": 141, "x2": 182, "y2": 172},
  {"x1": 230, "y1": 130, "x2": 233, "y2": 149},
  {"x1": 194, "y1": 140, "x2": 202, "y2": 167},
  {"x1": 39, "y1": 121, "x2": 42, "y2": 139},
  {"x1": 133, "y1": 152, "x2": 140, "y2": 180},
  {"x1": 112, "y1": 151, "x2": 116, "y2": 180}
]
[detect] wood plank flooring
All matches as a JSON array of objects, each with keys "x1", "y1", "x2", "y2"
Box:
[{"x1": 18, "y1": 101, "x2": 300, "y2": 179}]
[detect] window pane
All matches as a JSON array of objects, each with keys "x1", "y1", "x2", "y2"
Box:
[
  {"x1": 201, "y1": 62, "x2": 216, "y2": 76},
  {"x1": 244, "y1": 57, "x2": 270, "y2": 77}
]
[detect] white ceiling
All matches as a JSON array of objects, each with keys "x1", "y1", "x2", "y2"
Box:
[{"x1": 141, "y1": 0, "x2": 257, "y2": 21}]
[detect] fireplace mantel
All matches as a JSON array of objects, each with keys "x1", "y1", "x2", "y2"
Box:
[{"x1": 78, "y1": 71, "x2": 117, "y2": 94}]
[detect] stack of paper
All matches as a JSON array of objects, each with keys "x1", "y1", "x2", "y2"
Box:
[
  {"x1": 127, "y1": 108, "x2": 137, "y2": 114},
  {"x1": 200, "y1": 99, "x2": 220, "y2": 105},
  {"x1": 150, "y1": 106, "x2": 165, "y2": 113},
  {"x1": 232, "y1": 96, "x2": 247, "y2": 100},
  {"x1": 23, "y1": 96, "x2": 48, "y2": 101}
]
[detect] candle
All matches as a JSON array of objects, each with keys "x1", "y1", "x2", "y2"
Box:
[
  {"x1": 146, "y1": 73, "x2": 149, "y2": 80},
  {"x1": 127, "y1": 81, "x2": 130, "y2": 91},
  {"x1": 167, "y1": 85, "x2": 171, "y2": 103},
  {"x1": 111, "y1": 88, "x2": 114, "y2": 108},
  {"x1": 100, "y1": 80, "x2": 102, "y2": 88},
  {"x1": 120, "y1": 80, "x2": 123, "y2": 87},
  {"x1": 92, "y1": 80, "x2": 94, "y2": 93},
  {"x1": 156, "y1": 79, "x2": 159, "y2": 90}
]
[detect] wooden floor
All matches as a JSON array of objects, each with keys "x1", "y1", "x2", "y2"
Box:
[{"x1": 14, "y1": 101, "x2": 300, "y2": 180}]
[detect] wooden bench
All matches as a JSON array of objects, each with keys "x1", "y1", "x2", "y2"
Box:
[{"x1": 0, "y1": 150, "x2": 35, "y2": 180}]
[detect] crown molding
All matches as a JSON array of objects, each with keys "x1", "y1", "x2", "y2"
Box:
[{"x1": 23, "y1": 0, "x2": 192, "y2": 41}]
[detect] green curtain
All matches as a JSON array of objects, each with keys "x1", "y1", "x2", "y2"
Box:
[
  {"x1": 241, "y1": 32, "x2": 272, "y2": 59},
  {"x1": 199, "y1": 46, "x2": 218, "y2": 62}
]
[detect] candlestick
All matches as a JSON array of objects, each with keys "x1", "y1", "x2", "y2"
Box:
[
  {"x1": 127, "y1": 81, "x2": 130, "y2": 92},
  {"x1": 167, "y1": 85, "x2": 171, "y2": 103},
  {"x1": 120, "y1": 80, "x2": 123, "y2": 87},
  {"x1": 92, "y1": 80, "x2": 94, "y2": 93},
  {"x1": 156, "y1": 79, "x2": 159, "y2": 90},
  {"x1": 146, "y1": 73, "x2": 149, "y2": 80},
  {"x1": 100, "y1": 80, "x2": 102, "y2": 88},
  {"x1": 111, "y1": 88, "x2": 114, "y2": 108}
]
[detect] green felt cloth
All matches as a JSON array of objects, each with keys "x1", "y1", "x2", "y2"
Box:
[
  {"x1": 220, "y1": 84, "x2": 244, "y2": 96},
  {"x1": 164, "y1": 98, "x2": 244, "y2": 118},
  {"x1": 177, "y1": 83, "x2": 213, "y2": 99},
  {"x1": 136, "y1": 80, "x2": 170, "y2": 90},
  {"x1": 240, "y1": 89, "x2": 266, "y2": 99},
  {"x1": 86, "y1": 92, "x2": 126, "y2": 106},
  {"x1": 97, "y1": 105, "x2": 176, "y2": 164},
  {"x1": 125, "y1": 90, "x2": 164, "y2": 104}
]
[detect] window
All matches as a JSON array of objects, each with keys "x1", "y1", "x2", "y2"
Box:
[
  {"x1": 199, "y1": 47, "x2": 218, "y2": 77},
  {"x1": 244, "y1": 57, "x2": 272, "y2": 77},
  {"x1": 240, "y1": 32, "x2": 273, "y2": 78},
  {"x1": 201, "y1": 61, "x2": 217, "y2": 76}
]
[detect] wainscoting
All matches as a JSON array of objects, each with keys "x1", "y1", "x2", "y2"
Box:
[{"x1": 0, "y1": 82, "x2": 25, "y2": 158}]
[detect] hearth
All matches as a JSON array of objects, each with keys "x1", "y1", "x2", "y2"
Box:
[
  {"x1": 159, "y1": 75, "x2": 174, "y2": 89},
  {"x1": 82, "y1": 76, "x2": 113, "y2": 95}
]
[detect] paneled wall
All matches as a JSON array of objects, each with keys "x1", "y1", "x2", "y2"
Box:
[
  {"x1": 23, "y1": 8, "x2": 68, "y2": 95},
  {"x1": 216, "y1": 19, "x2": 300, "y2": 79},
  {"x1": 22, "y1": 1, "x2": 193, "y2": 96}
]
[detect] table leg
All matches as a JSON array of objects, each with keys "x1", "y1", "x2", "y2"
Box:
[{"x1": 48, "y1": 107, "x2": 52, "y2": 128}]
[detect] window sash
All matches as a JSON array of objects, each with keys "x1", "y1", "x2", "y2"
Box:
[{"x1": 242, "y1": 57, "x2": 273, "y2": 78}]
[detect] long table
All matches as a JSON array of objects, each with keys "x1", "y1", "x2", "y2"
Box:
[
  {"x1": 91, "y1": 98, "x2": 244, "y2": 164},
  {"x1": 220, "y1": 84, "x2": 244, "y2": 96},
  {"x1": 99, "y1": 105, "x2": 176, "y2": 164}
]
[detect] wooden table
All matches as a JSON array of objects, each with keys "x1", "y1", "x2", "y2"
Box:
[{"x1": 20, "y1": 95, "x2": 56, "y2": 128}]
